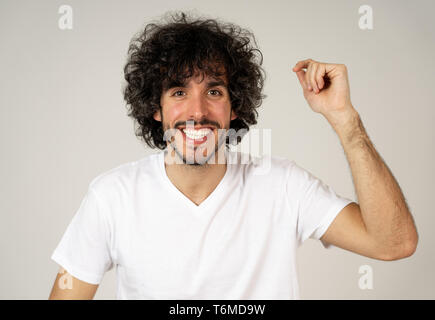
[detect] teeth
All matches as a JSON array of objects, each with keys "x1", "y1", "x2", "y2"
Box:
[{"x1": 182, "y1": 128, "x2": 212, "y2": 139}]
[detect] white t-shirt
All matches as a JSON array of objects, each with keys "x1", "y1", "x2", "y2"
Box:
[{"x1": 51, "y1": 149, "x2": 353, "y2": 299}]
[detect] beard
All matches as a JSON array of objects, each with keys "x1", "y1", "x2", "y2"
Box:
[
  {"x1": 159, "y1": 106, "x2": 234, "y2": 166},
  {"x1": 165, "y1": 126, "x2": 229, "y2": 166},
  {"x1": 161, "y1": 115, "x2": 230, "y2": 166},
  {"x1": 173, "y1": 133, "x2": 228, "y2": 166}
]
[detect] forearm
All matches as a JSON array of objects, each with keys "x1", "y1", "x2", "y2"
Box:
[{"x1": 329, "y1": 106, "x2": 418, "y2": 253}]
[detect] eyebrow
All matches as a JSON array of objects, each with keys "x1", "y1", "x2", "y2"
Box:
[{"x1": 163, "y1": 78, "x2": 227, "y2": 91}]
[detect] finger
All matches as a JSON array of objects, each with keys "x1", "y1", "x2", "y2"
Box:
[
  {"x1": 310, "y1": 63, "x2": 319, "y2": 93},
  {"x1": 305, "y1": 62, "x2": 314, "y2": 91},
  {"x1": 317, "y1": 64, "x2": 325, "y2": 90},
  {"x1": 295, "y1": 70, "x2": 307, "y2": 90},
  {"x1": 292, "y1": 59, "x2": 312, "y2": 72},
  {"x1": 304, "y1": 62, "x2": 312, "y2": 90}
]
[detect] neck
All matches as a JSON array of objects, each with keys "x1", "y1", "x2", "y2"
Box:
[{"x1": 163, "y1": 147, "x2": 228, "y2": 205}]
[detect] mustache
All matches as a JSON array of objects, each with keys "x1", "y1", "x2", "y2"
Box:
[{"x1": 174, "y1": 119, "x2": 221, "y2": 129}]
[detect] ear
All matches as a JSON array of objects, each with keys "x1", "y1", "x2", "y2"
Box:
[
  {"x1": 153, "y1": 108, "x2": 162, "y2": 122},
  {"x1": 230, "y1": 109, "x2": 238, "y2": 121}
]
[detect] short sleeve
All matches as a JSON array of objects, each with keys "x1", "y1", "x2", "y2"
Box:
[
  {"x1": 286, "y1": 161, "x2": 354, "y2": 248},
  {"x1": 51, "y1": 186, "x2": 114, "y2": 285}
]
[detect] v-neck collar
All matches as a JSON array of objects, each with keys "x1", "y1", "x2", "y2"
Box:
[{"x1": 157, "y1": 149, "x2": 234, "y2": 213}]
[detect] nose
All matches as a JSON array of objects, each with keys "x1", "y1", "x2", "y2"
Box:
[{"x1": 188, "y1": 92, "x2": 209, "y2": 120}]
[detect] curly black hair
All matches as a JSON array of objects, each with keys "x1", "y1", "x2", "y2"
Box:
[{"x1": 123, "y1": 11, "x2": 266, "y2": 150}]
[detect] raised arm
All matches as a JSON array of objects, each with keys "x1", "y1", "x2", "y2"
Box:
[{"x1": 292, "y1": 59, "x2": 418, "y2": 260}]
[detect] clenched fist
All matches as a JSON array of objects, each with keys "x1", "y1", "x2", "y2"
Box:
[{"x1": 293, "y1": 59, "x2": 357, "y2": 129}]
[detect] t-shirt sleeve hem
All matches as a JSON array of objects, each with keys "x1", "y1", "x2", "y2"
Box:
[
  {"x1": 313, "y1": 199, "x2": 355, "y2": 248},
  {"x1": 51, "y1": 251, "x2": 104, "y2": 285}
]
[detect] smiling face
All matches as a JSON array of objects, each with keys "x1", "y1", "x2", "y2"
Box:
[{"x1": 154, "y1": 70, "x2": 238, "y2": 166}]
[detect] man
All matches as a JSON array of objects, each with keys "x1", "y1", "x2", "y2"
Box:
[{"x1": 49, "y1": 12, "x2": 418, "y2": 300}]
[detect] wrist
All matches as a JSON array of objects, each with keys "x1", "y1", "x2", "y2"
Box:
[
  {"x1": 325, "y1": 105, "x2": 359, "y2": 130},
  {"x1": 326, "y1": 106, "x2": 364, "y2": 145}
]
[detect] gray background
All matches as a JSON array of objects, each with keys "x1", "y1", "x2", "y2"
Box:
[{"x1": 1, "y1": 0, "x2": 434, "y2": 299}]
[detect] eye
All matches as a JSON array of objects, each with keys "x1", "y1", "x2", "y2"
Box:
[
  {"x1": 172, "y1": 90, "x2": 185, "y2": 97},
  {"x1": 208, "y1": 89, "x2": 222, "y2": 96}
]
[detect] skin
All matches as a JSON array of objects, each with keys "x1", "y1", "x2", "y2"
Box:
[{"x1": 48, "y1": 267, "x2": 98, "y2": 300}]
